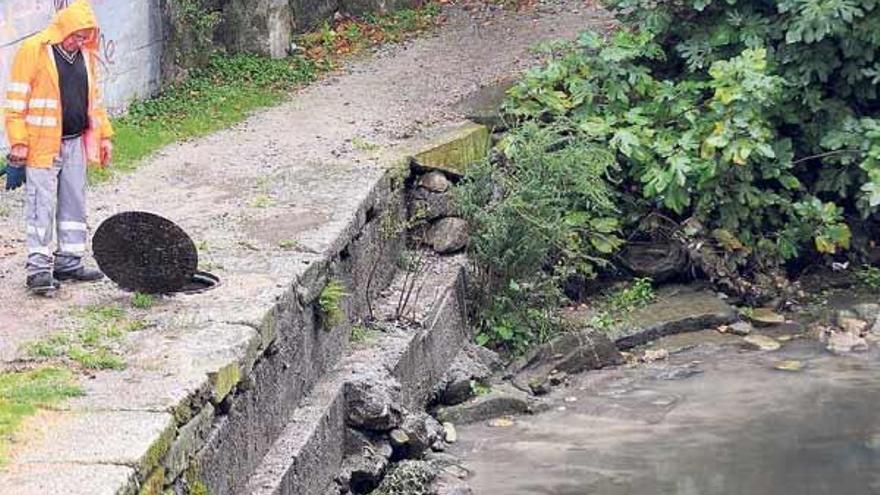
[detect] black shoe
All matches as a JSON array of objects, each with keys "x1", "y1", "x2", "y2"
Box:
[
  {"x1": 53, "y1": 267, "x2": 104, "y2": 282},
  {"x1": 27, "y1": 272, "x2": 60, "y2": 295}
]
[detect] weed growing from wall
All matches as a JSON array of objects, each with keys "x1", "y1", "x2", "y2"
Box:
[{"x1": 319, "y1": 280, "x2": 349, "y2": 330}]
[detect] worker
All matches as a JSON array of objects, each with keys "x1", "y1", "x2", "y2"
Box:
[{"x1": 3, "y1": 0, "x2": 113, "y2": 295}]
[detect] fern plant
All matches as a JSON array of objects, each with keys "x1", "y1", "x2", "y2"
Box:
[{"x1": 319, "y1": 280, "x2": 348, "y2": 330}]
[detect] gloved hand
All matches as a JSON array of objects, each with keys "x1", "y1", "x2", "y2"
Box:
[
  {"x1": 3, "y1": 154, "x2": 26, "y2": 191},
  {"x1": 5, "y1": 165, "x2": 26, "y2": 191}
]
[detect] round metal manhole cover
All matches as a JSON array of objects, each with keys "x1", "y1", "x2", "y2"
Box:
[{"x1": 93, "y1": 211, "x2": 198, "y2": 294}]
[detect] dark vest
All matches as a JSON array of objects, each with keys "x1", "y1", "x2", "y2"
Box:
[{"x1": 52, "y1": 45, "x2": 89, "y2": 138}]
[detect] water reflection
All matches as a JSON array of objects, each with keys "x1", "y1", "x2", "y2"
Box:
[{"x1": 452, "y1": 335, "x2": 880, "y2": 495}]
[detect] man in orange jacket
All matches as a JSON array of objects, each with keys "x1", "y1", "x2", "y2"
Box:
[{"x1": 3, "y1": 0, "x2": 113, "y2": 295}]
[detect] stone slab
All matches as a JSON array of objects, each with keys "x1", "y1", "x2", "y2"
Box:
[
  {"x1": 13, "y1": 410, "x2": 175, "y2": 479},
  {"x1": 0, "y1": 463, "x2": 137, "y2": 495},
  {"x1": 412, "y1": 122, "x2": 491, "y2": 177},
  {"x1": 608, "y1": 285, "x2": 738, "y2": 349},
  {"x1": 60, "y1": 323, "x2": 259, "y2": 423}
]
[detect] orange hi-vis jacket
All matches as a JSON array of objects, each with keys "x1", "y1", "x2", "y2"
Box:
[{"x1": 3, "y1": 0, "x2": 113, "y2": 168}]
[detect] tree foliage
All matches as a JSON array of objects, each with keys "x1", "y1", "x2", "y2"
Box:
[{"x1": 504, "y1": 0, "x2": 880, "y2": 263}]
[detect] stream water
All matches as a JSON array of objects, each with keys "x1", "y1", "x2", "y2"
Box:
[{"x1": 451, "y1": 329, "x2": 880, "y2": 495}]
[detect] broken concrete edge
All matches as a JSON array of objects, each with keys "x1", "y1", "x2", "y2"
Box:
[
  {"x1": 243, "y1": 255, "x2": 471, "y2": 495},
  {"x1": 409, "y1": 122, "x2": 491, "y2": 177}
]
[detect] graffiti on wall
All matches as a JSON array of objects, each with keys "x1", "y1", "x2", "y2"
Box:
[{"x1": 0, "y1": 0, "x2": 163, "y2": 151}]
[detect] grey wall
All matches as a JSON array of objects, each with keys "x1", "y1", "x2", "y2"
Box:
[{"x1": 1, "y1": 0, "x2": 164, "y2": 152}]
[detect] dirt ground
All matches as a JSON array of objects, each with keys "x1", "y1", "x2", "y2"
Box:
[{"x1": 0, "y1": 1, "x2": 612, "y2": 365}]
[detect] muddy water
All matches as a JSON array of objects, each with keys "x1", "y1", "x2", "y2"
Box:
[{"x1": 451, "y1": 331, "x2": 880, "y2": 495}]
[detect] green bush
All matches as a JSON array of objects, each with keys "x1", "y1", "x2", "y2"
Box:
[
  {"x1": 456, "y1": 124, "x2": 621, "y2": 353},
  {"x1": 505, "y1": 1, "x2": 880, "y2": 265}
]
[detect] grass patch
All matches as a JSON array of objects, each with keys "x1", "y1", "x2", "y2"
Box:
[
  {"x1": 23, "y1": 305, "x2": 146, "y2": 370},
  {"x1": 131, "y1": 292, "x2": 156, "y2": 309},
  {"x1": 589, "y1": 278, "x2": 656, "y2": 331},
  {"x1": 0, "y1": 367, "x2": 83, "y2": 464},
  {"x1": 350, "y1": 323, "x2": 382, "y2": 346},
  {"x1": 352, "y1": 137, "x2": 380, "y2": 151},
  {"x1": 98, "y1": 4, "x2": 442, "y2": 185},
  {"x1": 250, "y1": 194, "x2": 276, "y2": 209},
  {"x1": 278, "y1": 239, "x2": 299, "y2": 250}
]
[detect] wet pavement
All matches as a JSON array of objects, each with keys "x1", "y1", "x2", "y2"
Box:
[{"x1": 451, "y1": 330, "x2": 880, "y2": 494}]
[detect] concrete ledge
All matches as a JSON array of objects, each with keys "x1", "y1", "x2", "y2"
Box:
[
  {"x1": 13, "y1": 410, "x2": 175, "y2": 484},
  {"x1": 412, "y1": 122, "x2": 490, "y2": 176},
  {"x1": 0, "y1": 463, "x2": 137, "y2": 495}
]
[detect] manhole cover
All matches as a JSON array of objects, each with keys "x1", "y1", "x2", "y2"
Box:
[{"x1": 93, "y1": 211, "x2": 198, "y2": 294}]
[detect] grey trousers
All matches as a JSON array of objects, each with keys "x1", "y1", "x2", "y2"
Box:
[{"x1": 25, "y1": 137, "x2": 88, "y2": 276}]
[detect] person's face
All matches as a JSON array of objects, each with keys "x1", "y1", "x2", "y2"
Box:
[{"x1": 61, "y1": 28, "x2": 93, "y2": 52}]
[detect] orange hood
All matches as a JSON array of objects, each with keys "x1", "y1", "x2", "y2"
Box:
[{"x1": 40, "y1": 0, "x2": 100, "y2": 49}]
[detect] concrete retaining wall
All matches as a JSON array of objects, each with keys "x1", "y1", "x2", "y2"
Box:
[
  {"x1": 245, "y1": 253, "x2": 471, "y2": 495},
  {"x1": 185, "y1": 169, "x2": 407, "y2": 495}
]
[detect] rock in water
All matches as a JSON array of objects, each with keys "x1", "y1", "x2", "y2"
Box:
[
  {"x1": 641, "y1": 348, "x2": 669, "y2": 362},
  {"x1": 743, "y1": 334, "x2": 781, "y2": 351},
  {"x1": 749, "y1": 308, "x2": 785, "y2": 327},
  {"x1": 774, "y1": 360, "x2": 804, "y2": 372},
  {"x1": 443, "y1": 422, "x2": 457, "y2": 444},
  {"x1": 728, "y1": 321, "x2": 753, "y2": 336},
  {"x1": 837, "y1": 317, "x2": 868, "y2": 336},
  {"x1": 824, "y1": 331, "x2": 869, "y2": 354},
  {"x1": 488, "y1": 417, "x2": 515, "y2": 428},
  {"x1": 509, "y1": 331, "x2": 623, "y2": 394},
  {"x1": 434, "y1": 384, "x2": 541, "y2": 425}
]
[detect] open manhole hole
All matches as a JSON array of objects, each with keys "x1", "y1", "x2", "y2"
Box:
[{"x1": 93, "y1": 211, "x2": 220, "y2": 294}]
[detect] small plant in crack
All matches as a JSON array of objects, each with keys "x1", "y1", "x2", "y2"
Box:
[
  {"x1": 131, "y1": 292, "x2": 156, "y2": 309},
  {"x1": 319, "y1": 280, "x2": 348, "y2": 330}
]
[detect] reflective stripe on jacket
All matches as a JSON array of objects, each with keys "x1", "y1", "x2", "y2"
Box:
[{"x1": 3, "y1": 0, "x2": 113, "y2": 168}]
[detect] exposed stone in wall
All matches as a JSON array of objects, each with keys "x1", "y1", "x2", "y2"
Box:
[
  {"x1": 160, "y1": 0, "x2": 224, "y2": 82},
  {"x1": 290, "y1": 0, "x2": 341, "y2": 32},
  {"x1": 222, "y1": 0, "x2": 292, "y2": 59}
]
